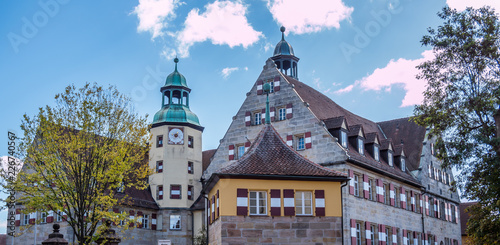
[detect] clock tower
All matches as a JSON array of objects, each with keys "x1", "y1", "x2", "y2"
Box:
[{"x1": 149, "y1": 58, "x2": 204, "y2": 238}]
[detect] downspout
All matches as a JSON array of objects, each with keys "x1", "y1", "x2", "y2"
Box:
[
  {"x1": 341, "y1": 181, "x2": 348, "y2": 245},
  {"x1": 202, "y1": 195, "x2": 209, "y2": 245}
]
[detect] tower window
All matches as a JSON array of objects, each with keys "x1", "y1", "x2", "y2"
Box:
[
  {"x1": 188, "y1": 161, "x2": 193, "y2": 174},
  {"x1": 157, "y1": 135, "x2": 163, "y2": 148},
  {"x1": 156, "y1": 161, "x2": 163, "y2": 173},
  {"x1": 188, "y1": 136, "x2": 194, "y2": 148},
  {"x1": 170, "y1": 185, "x2": 181, "y2": 199},
  {"x1": 157, "y1": 185, "x2": 163, "y2": 200},
  {"x1": 268, "y1": 81, "x2": 274, "y2": 93},
  {"x1": 172, "y1": 90, "x2": 181, "y2": 104},
  {"x1": 188, "y1": 185, "x2": 194, "y2": 200},
  {"x1": 182, "y1": 91, "x2": 188, "y2": 106}
]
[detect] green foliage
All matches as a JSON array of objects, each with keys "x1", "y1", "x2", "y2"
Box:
[
  {"x1": 1, "y1": 83, "x2": 151, "y2": 244},
  {"x1": 414, "y1": 6, "x2": 500, "y2": 244},
  {"x1": 465, "y1": 203, "x2": 500, "y2": 245},
  {"x1": 193, "y1": 225, "x2": 207, "y2": 245}
]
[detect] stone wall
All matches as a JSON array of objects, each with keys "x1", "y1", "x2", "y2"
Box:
[{"x1": 209, "y1": 215, "x2": 342, "y2": 245}]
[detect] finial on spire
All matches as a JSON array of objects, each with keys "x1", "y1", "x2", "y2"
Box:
[
  {"x1": 280, "y1": 26, "x2": 286, "y2": 40},
  {"x1": 174, "y1": 57, "x2": 179, "y2": 71}
]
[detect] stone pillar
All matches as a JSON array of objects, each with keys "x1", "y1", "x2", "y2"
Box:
[
  {"x1": 96, "y1": 220, "x2": 121, "y2": 245},
  {"x1": 42, "y1": 224, "x2": 68, "y2": 245}
]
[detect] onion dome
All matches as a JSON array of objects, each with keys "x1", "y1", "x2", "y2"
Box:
[{"x1": 164, "y1": 57, "x2": 188, "y2": 87}]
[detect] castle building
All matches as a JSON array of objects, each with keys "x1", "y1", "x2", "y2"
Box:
[{"x1": 8, "y1": 27, "x2": 461, "y2": 245}]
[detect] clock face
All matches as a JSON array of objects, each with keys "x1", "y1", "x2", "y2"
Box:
[{"x1": 168, "y1": 127, "x2": 184, "y2": 145}]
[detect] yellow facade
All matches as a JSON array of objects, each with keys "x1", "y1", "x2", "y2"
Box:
[{"x1": 208, "y1": 178, "x2": 343, "y2": 217}]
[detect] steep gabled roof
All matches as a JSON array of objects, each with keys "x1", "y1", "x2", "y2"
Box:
[
  {"x1": 378, "y1": 117, "x2": 426, "y2": 171},
  {"x1": 202, "y1": 149, "x2": 217, "y2": 172},
  {"x1": 218, "y1": 124, "x2": 347, "y2": 178},
  {"x1": 284, "y1": 75, "x2": 386, "y2": 137}
]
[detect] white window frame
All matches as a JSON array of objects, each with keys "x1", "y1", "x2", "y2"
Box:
[
  {"x1": 23, "y1": 213, "x2": 29, "y2": 225},
  {"x1": 142, "y1": 214, "x2": 149, "y2": 229},
  {"x1": 268, "y1": 81, "x2": 274, "y2": 93},
  {"x1": 295, "y1": 191, "x2": 313, "y2": 215},
  {"x1": 170, "y1": 215, "x2": 181, "y2": 230},
  {"x1": 354, "y1": 175, "x2": 360, "y2": 197},
  {"x1": 368, "y1": 179, "x2": 373, "y2": 200},
  {"x1": 41, "y1": 212, "x2": 47, "y2": 223},
  {"x1": 254, "y1": 112, "x2": 261, "y2": 125},
  {"x1": 249, "y1": 191, "x2": 267, "y2": 215},
  {"x1": 370, "y1": 225, "x2": 376, "y2": 245},
  {"x1": 388, "y1": 152, "x2": 393, "y2": 166},
  {"x1": 278, "y1": 107, "x2": 286, "y2": 121},
  {"x1": 356, "y1": 223, "x2": 362, "y2": 245},
  {"x1": 401, "y1": 158, "x2": 406, "y2": 172},
  {"x1": 56, "y1": 212, "x2": 63, "y2": 222}
]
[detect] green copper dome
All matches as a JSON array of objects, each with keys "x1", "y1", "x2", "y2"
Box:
[
  {"x1": 273, "y1": 26, "x2": 295, "y2": 56},
  {"x1": 152, "y1": 58, "x2": 202, "y2": 129},
  {"x1": 153, "y1": 104, "x2": 201, "y2": 126},
  {"x1": 164, "y1": 57, "x2": 188, "y2": 87}
]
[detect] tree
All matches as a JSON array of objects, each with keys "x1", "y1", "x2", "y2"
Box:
[
  {"x1": 2, "y1": 83, "x2": 151, "y2": 244},
  {"x1": 414, "y1": 6, "x2": 500, "y2": 244}
]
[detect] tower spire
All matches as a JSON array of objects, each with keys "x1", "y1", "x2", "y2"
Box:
[{"x1": 281, "y1": 26, "x2": 285, "y2": 41}]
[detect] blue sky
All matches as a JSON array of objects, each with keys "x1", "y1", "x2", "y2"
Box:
[{"x1": 1, "y1": 0, "x2": 498, "y2": 234}]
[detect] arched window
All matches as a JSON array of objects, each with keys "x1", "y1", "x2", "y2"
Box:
[
  {"x1": 182, "y1": 91, "x2": 188, "y2": 106},
  {"x1": 164, "y1": 91, "x2": 171, "y2": 105},
  {"x1": 172, "y1": 90, "x2": 181, "y2": 104}
]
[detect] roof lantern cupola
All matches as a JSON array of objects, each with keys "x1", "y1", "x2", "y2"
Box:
[
  {"x1": 152, "y1": 58, "x2": 202, "y2": 129},
  {"x1": 271, "y1": 26, "x2": 300, "y2": 79}
]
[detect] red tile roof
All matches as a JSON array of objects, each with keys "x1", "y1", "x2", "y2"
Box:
[{"x1": 218, "y1": 124, "x2": 347, "y2": 178}]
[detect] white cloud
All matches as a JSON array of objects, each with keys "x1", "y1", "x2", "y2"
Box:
[
  {"x1": 161, "y1": 46, "x2": 177, "y2": 60},
  {"x1": 334, "y1": 84, "x2": 354, "y2": 94},
  {"x1": 264, "y1": 42, "x2": 274, "y2": 53},
  {"x1": 446, "y1": 0, "x2": 500, "y2": 12},
  {"x1": 132, "y1": 0, "x2": 181, "y2": 39},
  {"x1": 221, "y1": 67, "x2": 240, "y2": 79},
  {"x1": 266, "y1": 0, "x2": 353, "y2": 34},
  {"x1": 176, "y1": 1, "x2": 263, "y2": 57},
  {"x1": 354, "y1": 50, "x2": 435, "y2": 107}
]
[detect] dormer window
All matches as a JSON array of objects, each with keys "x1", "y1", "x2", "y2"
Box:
[
  {"x1": 388, "y1": 152, "x2": 393, "y2": 166},
  {"x1": 340, "y1": 130, "x2": 348, "y2": 148},
  {"x1": 358, "y1": 138, "x2": 364, "y2": 155},
  {"x1": 401, "y1": 157, "x2": 405, "y2": 172},
  {"x1": 374, "y1": 145, "x2": 380, "y2": 161}
]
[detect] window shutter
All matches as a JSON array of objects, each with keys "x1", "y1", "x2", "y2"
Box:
[
  {"x1": 392, "y1": 227, "x2": 397, "y2": 245},
  {"x1": 455, "y1": 206, "x2": 459, "y2": 224},
  {"x1": 158, "y1": 185, "x2": 163, "y2": 200},
  {"x1": 314, "y1": 190, "x2": 325, "y2": 216},
  {"x1": 137, "y1": 211, "x2": 143, "y2": 228},
  {"x1": 363, "y1": 174, "x2": 369, "y2": 199},
  {"x1": 400, "y1": 187, "x2": 406, "y2": 209},
  {"x1": 348, "y1": 170, "x2": 354, "y2": 195},
  {"x1": 151, "y1": 213, "x2": 157, "y2": 230},
  {"x1": 270, "y1": 107, "x2": 275, "y2": 122},
  {"x1": 228, "y1": 144, "x2": 235, "y2": 160},
  {"x1": 365, "y1": 221, "x2": 371, "y2": 245},
  {"x1": 257, "y1": 80, "x2": 263, "y2": 95},
  {"x1": 171, "y1": 185, "x2": 181, "y2": 199},
  {"x1": 403, "y1": 229, "x2": 407, "y2": 245},
  {"x1": 216, "y1": 190, "x2": 220, "y2": 219},
  {"x1": 15, "y1": 209, "x2": 20, "y2": 226},
  {"x1": 208, "y1": 199, "x2": 211, "y2": 223},
  {"x1": 129, "y1": 210, "x2": 135, "y2": 227},
  {"x1": 377, "y1": 179, "x2": 383, "y2": 203},
  {"x1": 270, "y1": 189, "x2": 281, "y2": 216},
  {"x1": 236, "y1": 188, "x2": 248, "y2": 216},
  {"x1": 381, "y1": 224, "x2": 386, "y2": 245},
  {"x1": 261, "y1": 109, "x2": 266, "y2": 124},
  {"x1": 29, "y1": 212, "x2": 35, "y2": 224},
  {"x1": 389, "y1": 183, "x2": 395, "y2": 206},
  {"x1": 411, "y1": 191, "x2": 415, "y2": 212},
  {"x1": 305, "y1": 132, "x2": 312, "y2": 149},
  {"x1": 283, "y1": 189, "x2": 295, "y2": 216},
  {"x1": 286, "y1": 135, "x2": 293, "y2": 147},
  {"x1": 47, "y1": 211, "x2": 54, "y2": 223},
  {"x1": 158, "y1": 161, "x2": 163, "y2": 173},
  {"x1": 274, "y1": 76, "x2": 280, "y2": 91},
  {"x1": 245, "y1": 111, "x2": 251, "y2": 126},
  {"x1": 350, "y1": 219, "x2": 356, "y2": 245},
  {"x1": 244, "y1": 141, "x2": 251, "y2": 152},
  {"x1": 413, "y1": 231, "x2": 418, "y2": 245},
  {"x1": 436, "y1": 200, "x2": 439, "y2": 218},
  {"x1": 286, "y1": 103, "x2": 293, "y2": 119},
  {"x1": 211, "y1": 195, "x2": 215, "y2": 223}
]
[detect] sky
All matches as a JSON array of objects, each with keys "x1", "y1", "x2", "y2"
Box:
[{"x1": 1, "y1": 0, "x2": 499, "y2": 234}]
